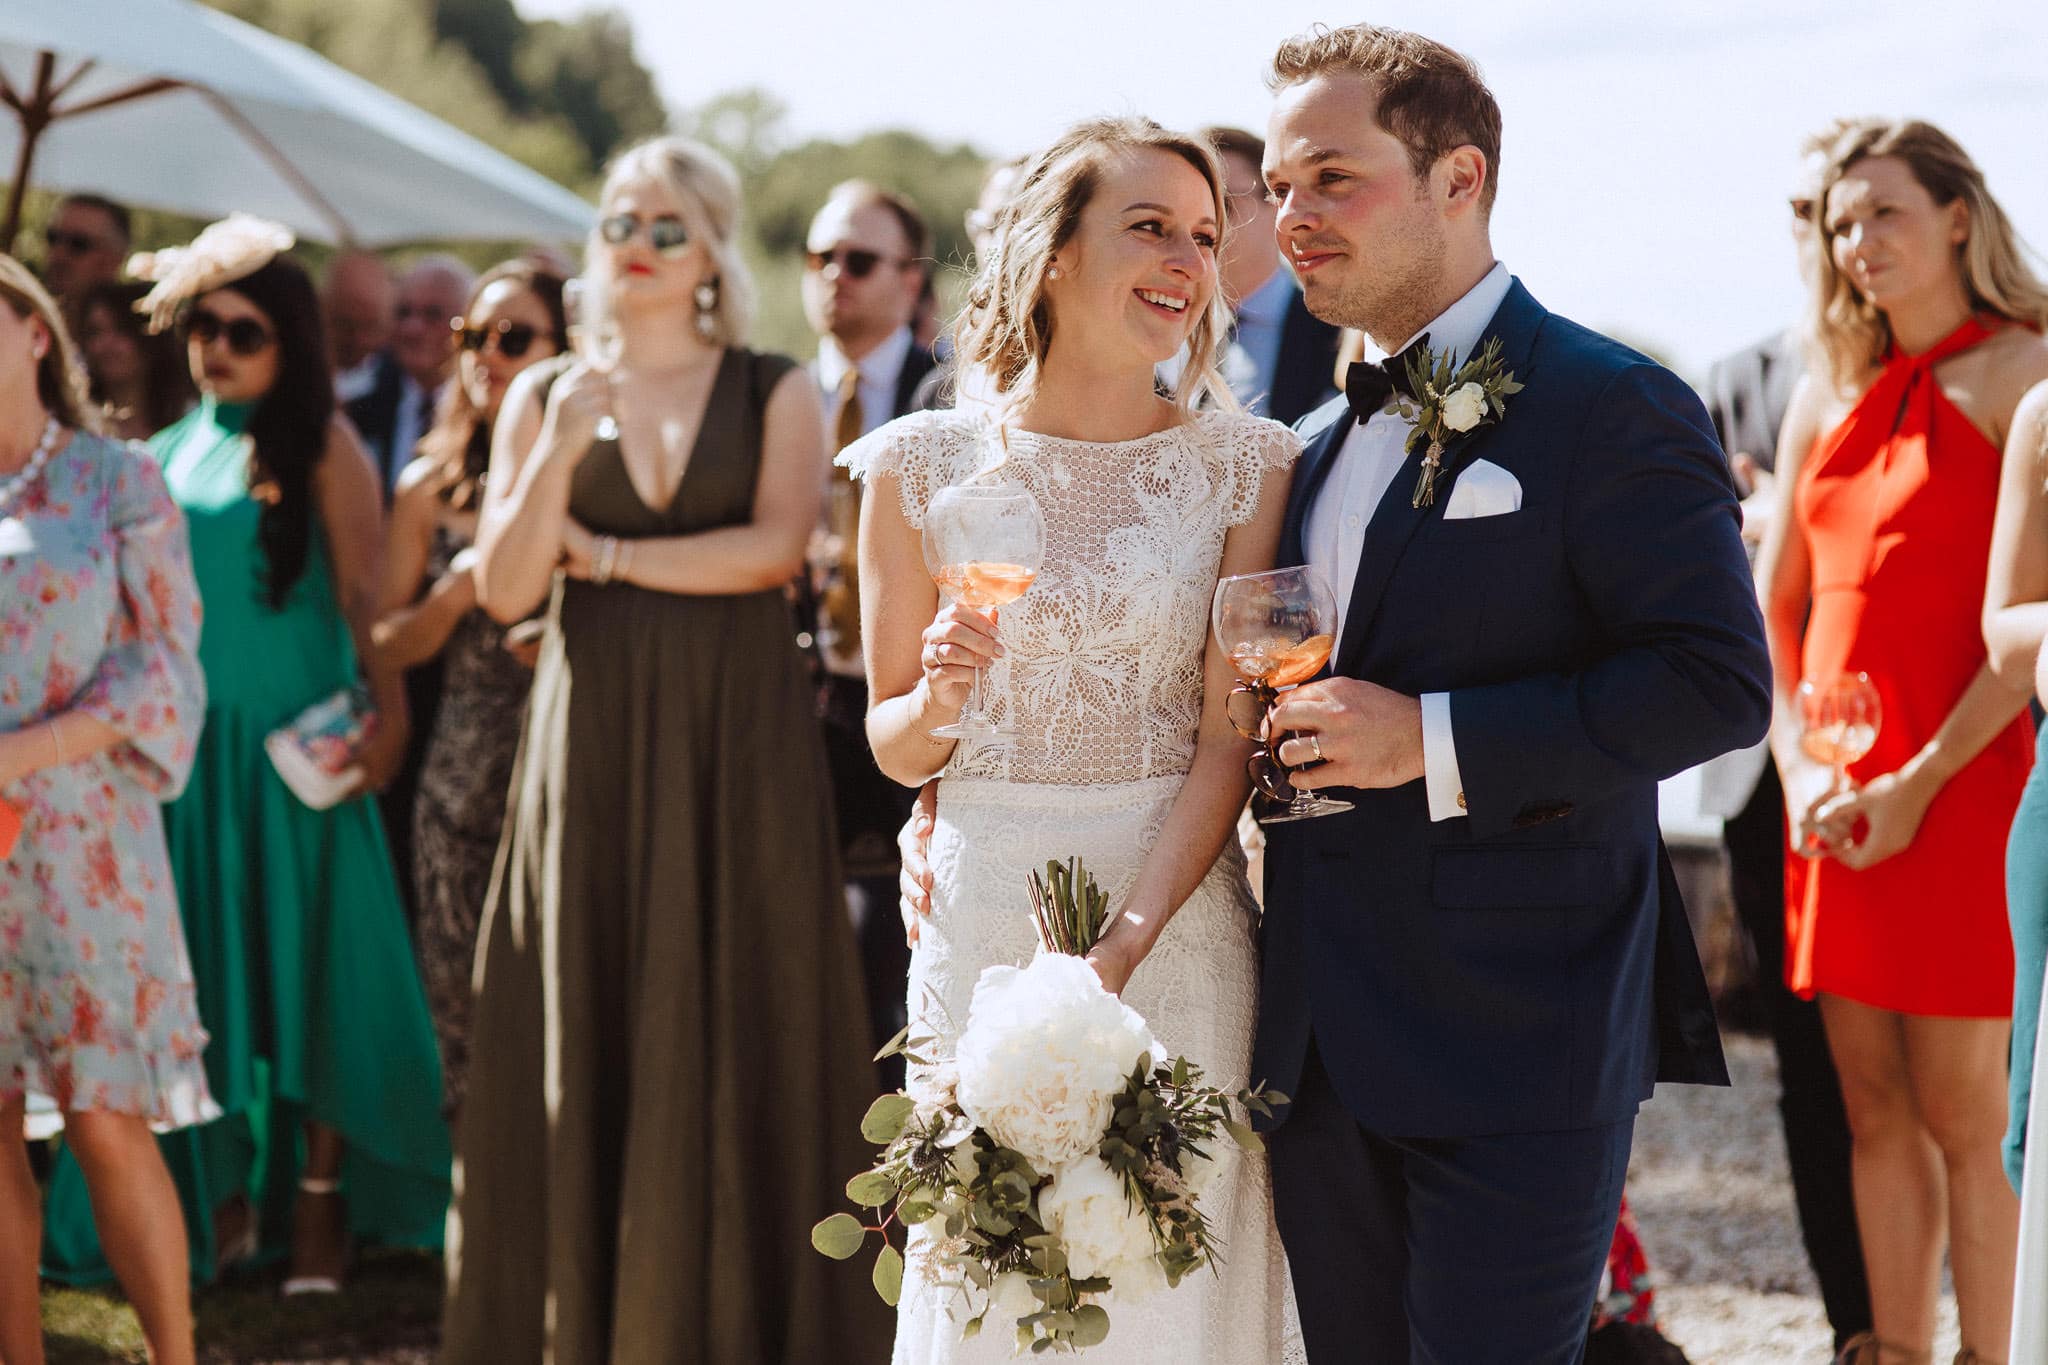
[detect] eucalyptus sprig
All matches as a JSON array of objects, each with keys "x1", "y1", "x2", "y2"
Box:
[{"x1": 1395, "y1": 334, "x2": 1524, "y2": 507}]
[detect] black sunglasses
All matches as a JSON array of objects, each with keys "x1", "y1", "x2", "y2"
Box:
[
  {"x1": 455, "y1": 317, "x2": 546, "y2": 359},
  {"x1": 599, "y1": 212, "x2": 691, "y2": 256},
  {"x1": 185, "y1": 308, "x2": 275, "y2": 356},
  {"x1": 44, "y1": 227, "x2": 104, "y2": 255},
  {"x1": 805, "y1": 246, "x2": 909, "y2": 281}
]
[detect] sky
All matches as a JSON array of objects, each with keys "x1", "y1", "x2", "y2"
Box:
[{"x1": 514, "y1": 0, "x2": 2048, "y2": 380}]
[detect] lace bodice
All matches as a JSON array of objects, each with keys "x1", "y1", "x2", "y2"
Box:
[{"x1": 841, "y1": 409, "x2": 1300, "y2": 785}]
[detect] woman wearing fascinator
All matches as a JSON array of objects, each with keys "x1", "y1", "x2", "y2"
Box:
[{"x1": 40, "y1": 215, "x2": 450, "y2": 1297}]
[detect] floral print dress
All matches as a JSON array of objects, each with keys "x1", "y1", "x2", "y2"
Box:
[{"x1": 0, "y1": 429, "x2": 213, "y2": 1125}]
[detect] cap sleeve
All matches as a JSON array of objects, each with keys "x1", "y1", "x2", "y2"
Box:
[
  {"x1": 836, "y1": 410, "x2": 984, "y2": 531},
  {"x1": 1198, "y1": 410, "x2": 1304, "y2": 529}
]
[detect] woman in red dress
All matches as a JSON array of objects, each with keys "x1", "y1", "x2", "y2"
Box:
[{"x1": 1758, "y1": 119, "x2": 2048, "y2": 1364}]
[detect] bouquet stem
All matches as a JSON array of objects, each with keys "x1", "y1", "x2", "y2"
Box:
[{"x1": 1028, "y1": 858, "x2": 1112, "y2": 956}]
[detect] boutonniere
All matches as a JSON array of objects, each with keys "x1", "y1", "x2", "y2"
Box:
[{"x1": 1395, "y1": 336, "x2": 1525, "y2": 508}]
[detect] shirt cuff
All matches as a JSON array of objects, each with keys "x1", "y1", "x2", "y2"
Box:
[{"x1": 1421, "y1": 692, "x2": 1467, "y2": 822}]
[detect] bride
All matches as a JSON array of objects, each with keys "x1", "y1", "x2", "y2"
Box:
[{"x1": 842, "y1": 115, "x2": 1304, "y2": 1364}]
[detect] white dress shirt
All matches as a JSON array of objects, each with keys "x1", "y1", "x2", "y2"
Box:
[
  {"x1": 815, "y1": 325, "x2": 915, "y2": 439},
  {"x1": 1303, "y1": 262, "x2": 1513, "y2": 822}
]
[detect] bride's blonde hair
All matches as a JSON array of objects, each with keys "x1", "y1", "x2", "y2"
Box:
[{"x1": 954, "y1": 116, "x2": 1237, "y2": 421}]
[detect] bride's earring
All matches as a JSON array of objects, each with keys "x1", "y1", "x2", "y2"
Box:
[
  {"x1": 694, "y1": 279, "x2": 719, "y2": 341},
  {"x1": 1046, "y1": 262, "x2": 1061, "y2": 281}
]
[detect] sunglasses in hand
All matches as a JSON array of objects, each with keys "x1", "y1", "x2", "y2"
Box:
[
  {"x1": 804, "y1": 246, "x2": 911, "y2": 281},
  {"x1": 185, "y1": 308, "x2": 275, "y2": 356}
]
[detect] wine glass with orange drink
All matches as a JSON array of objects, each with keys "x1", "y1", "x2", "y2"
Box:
[
  {"x1": 922, "y1": 483, "x2": 1046, "y2": 740},
  {"x1": 1796, "y1": 671, "x2": 1882, "y2": 855},
  {"x1": 1212, "y1": 566, "x2": 1352, "y2": 822}
]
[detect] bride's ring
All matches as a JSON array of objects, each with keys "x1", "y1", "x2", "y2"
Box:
[{"x1": 1308, "y1": 733, "x2": 1324, "y2": 763}]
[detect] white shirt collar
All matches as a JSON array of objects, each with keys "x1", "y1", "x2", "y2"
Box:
[
  {"x1": 1395, "y1": 261, "x2": 1512, "y2": 370},
  {"x1": 817, "y1": 325, "x2": 915, "y2": 396}
]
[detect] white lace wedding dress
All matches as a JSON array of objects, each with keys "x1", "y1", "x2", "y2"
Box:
[{"x1": 842, "y1": 407, "x2": 1309, "y2": 1365}]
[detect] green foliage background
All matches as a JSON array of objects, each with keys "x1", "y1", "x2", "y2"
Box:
[{"x1": 8, "y1": 0, "x2": 992, "y2": 360}]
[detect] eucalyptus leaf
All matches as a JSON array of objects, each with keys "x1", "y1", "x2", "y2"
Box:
[
  {"x1": 873, "y1": 1245, "x2": 905, "y2": 1306},
  {"x1": 861, "y1": 1093, "x2": 918, "y2": 1145},
  {"x1": 1222, "y1": 1118, "x2": 1265, "y2": 1153},
  {"x1": 846, "y1": 1169, "x2": 898, "y2": 1207},
  {"x1": 1072, "y1": 1304, "x2": 1111, "y2": 1347},
  {"x1": 811, "y1": 1212, "x2": 867, "y2": 1260}
]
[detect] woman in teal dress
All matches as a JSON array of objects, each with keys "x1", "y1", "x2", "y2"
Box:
[{"x1": 42, "y1": 222, "x2": 448, "y2": 1292}]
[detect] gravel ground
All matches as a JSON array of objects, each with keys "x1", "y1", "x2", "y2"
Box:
[{"x1": 1630, "y1": 1032, "x2": 1960, "y2": 1364}]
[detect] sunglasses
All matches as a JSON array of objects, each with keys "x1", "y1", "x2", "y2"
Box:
[
  {"x1": 455, "y1": 317, "x2": 547, "y2": 359},
  {"x1": 185, "y1": 308, "x2": 275, "y2": 356},
  {"x1": 44, "y1": 227, "x2": 105, "y2": 255},
  {"x1": 805, "y1": 246, "x2": 910, "y2": 281},
  {"x1": 1225, "y1": 681, "x2": 1320, "y2": 804},
  {"x1": 599, "y1": 212, "x2": 691, "y2": 257}
]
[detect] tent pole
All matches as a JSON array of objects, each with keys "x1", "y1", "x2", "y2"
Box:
[{"x1": 0, "y1": 53, "x2": 56, "y2": 256}]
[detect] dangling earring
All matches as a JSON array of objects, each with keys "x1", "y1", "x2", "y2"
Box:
[{"x1": 694, "y1": 280, "x2": 719, "y2": 341}]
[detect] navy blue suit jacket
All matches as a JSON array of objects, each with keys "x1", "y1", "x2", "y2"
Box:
[{"x1": 1254, "y1": 280, "x2": 1769, "y2": 1139}]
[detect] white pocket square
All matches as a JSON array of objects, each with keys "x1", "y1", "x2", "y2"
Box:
[{"x1": 1441, "y1": 458, "x2": 1522, "y2": 519}]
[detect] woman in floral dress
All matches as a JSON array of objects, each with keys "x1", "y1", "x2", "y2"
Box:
[{"x1": 0, "y1": 257, "x2": 210, "y2": 1365}]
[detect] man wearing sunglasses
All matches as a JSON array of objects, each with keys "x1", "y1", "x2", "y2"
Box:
[
  {"x1": 799, "y1": 179, "x2": 939, "y2": 1088},
  {"x1": 343, "y1": 254, "x2": 475, "y2": 496},
  {"x1": 1692, "y1": 120, "x2": 1875, "y2": 1357},
  {"x1": 40, "y1": 194, "x2": 131, "y2": 304}
]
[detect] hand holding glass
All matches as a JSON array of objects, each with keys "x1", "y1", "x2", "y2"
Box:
[
  {"x1": 922, "y1": 485, "x2": 1045, "y2": 740},
  {"x1": 563, "y1": 276, "x2": 622, "y2": 443},
  {"x1": 1212, "y1": 566, "x2": 1351, "y2": 822},
  {"x1": 1797, "y1": 672, "x2": 1881, "y2": 855}
]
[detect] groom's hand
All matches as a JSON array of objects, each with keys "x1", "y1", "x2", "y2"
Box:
[{"x1": 1269, "y1": 679, "x2": 1426, "y2": 792}]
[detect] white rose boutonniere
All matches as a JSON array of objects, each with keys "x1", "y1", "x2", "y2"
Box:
[{"x1": 1396, "y1": 335, "x2": 1525, "y2": 507}]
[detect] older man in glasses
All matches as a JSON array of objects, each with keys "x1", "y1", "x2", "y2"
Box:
[
  {"x1": 799, "y1": 179, "x2": 938, "y2": 1089},
  {"x1": 343, "y1": 254, "x2": 475, "y2": 496},
  {"x1": 40, "y1": 194, "x2": 131, "y2": 304}
]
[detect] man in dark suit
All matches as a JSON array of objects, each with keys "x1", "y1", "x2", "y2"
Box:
[
  {"x1": 1202, "y1": 125, "x2": 1343, "y2": 424},
  {"x1": 1253, "y1": 27, "x2": 1770, "y2": 1362},
  {"x1": 1693, "y1": 128, "x2": 1873, "y2": 1353},
  {"x1": 344, "y1": 255, "x2": 473, "y2": 496},
  {"x1": 800, "y1": 181, "x2": 939, "y2": 1084}
]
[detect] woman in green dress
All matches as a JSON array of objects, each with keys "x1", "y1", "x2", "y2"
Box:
[
  {"x1": 41, "y1": 220, "x2": 448, "y2": 1293},
  {"x1": 442, "y1": 137, "x2": 888, "y2": 1363}
]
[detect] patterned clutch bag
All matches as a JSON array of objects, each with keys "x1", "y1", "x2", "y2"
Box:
[{"x1": 264, "y1": 688, "x2": 376, "y2": 810}]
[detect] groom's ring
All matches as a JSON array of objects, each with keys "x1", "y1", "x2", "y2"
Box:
[{"x1": 1307, "y1": 733, "x2": 1324, "y2": 763}]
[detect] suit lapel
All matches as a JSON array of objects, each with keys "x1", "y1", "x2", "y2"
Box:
[
  {"x1": 1333, "y1": 280, "x2": 1548, "y2": 675},
  {"x1": 1280, "y1": 410, "x2": 1351, "y2": 566}
]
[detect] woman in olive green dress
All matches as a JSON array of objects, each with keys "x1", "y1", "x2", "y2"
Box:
[
  {"x1": 443, "y1": 137, "x2": 887, "y2": 1363},
  {"x1": 42, "y1": 222, "x2": 448, "y2": 1292}
]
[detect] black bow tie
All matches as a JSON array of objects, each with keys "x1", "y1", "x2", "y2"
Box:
[{"x1": 1345, "y1": 332, "x2": 1431, "y2": 426}]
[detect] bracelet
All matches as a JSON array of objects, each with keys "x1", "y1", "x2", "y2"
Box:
[
  {"x1": 47, "y1": 719, "x2": 63, "y2": 766},
  {"x1": 591, "y1": 535, "x2": 618, "y2": 586}
]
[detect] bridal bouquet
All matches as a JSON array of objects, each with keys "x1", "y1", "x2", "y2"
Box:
[{"x1": 812, "y1": 859, "x2": 1282, "y2": 1354}]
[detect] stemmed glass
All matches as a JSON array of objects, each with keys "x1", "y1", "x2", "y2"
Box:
[
  {"x1": 563, "y1": 276, "x2": 622, "y2": 442},
  {"x1": 1797, "y1": 672, "x2": 1882, "y2": 855},
  {"x1": 922, "y1": 484, "x2": 1046, "y2": 740},
  {"x1": 1213, "y1": 566, "x2": 1352, "y2": 822}
]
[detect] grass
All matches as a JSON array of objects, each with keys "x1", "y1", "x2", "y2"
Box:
[{"x1": 40, "y1": 1250, "x2": 442, "y2": 1364}]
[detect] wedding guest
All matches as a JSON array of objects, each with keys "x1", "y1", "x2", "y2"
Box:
[
  {"x1": 323, "y1": 250, "x2": 395, "y2": 403},
  {"x1": 1199, "y1": 125, "x2": 1341, "y2": 422},
  {"x1": 40, "y1": 195, "x2": 130, "y2": 304},
  {"x1": 1987, "y1": 375, "x2": 2048, "y2": 1365},
  {"x1": 801, "y1": 180, "x2": 937, "y2": 1084},
  {"x1": 913, "y1": 152, "x2": 1030, "y2": 412},
  {"x1": 372, "y1": 259, "x2": 563, "y2": 1119},
  {"x1": 345, "y1": 255, "x2": 472, "y2": 492},
  {"x1": 39, "y1": 218, "x2": 449, "y2": 1295},
  {"x1": 0, "y1": 255, "x2": 207, "y2": 1365},
  {"x1": 1696, "y1": 122, "x2": 1873, "y2": 1354},
  {"x1": 69, "y1": 281, "x2": 195, "y2": 440},
  {"x1": 1756, "y1": 118, "x2": 2048, "y2": 1365},
  {"x1": 444, "y1": 135, "x2": 886, "y2": 1363}
]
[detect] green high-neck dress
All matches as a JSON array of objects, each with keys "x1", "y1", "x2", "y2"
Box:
[{"x1": 42, "y1": 396, "x2": 450, "y2": 1284}]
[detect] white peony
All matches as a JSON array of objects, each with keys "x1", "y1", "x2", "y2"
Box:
[
  {"x1": 1441, "y1": 381, "x2": 1488, "y2": 432},
  {"x1": 1037, "y1": 1156, "x2": 1159, "y2": 1282},
  {"x1": 1103, "y1": 1246, "x2": 1170, "y2": 1303},
  {"x1": 954, "y1": 954, "x2": 1160, "y2": 1170}
]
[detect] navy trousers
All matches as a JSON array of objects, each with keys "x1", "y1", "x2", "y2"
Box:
[{"x1": 1271, "y1": 1043, "x2": 1634, "y2": 1365}]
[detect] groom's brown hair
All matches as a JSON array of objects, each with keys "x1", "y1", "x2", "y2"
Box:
[{"x1": 1268, "y1": 24, "x2": 1502, "y2": 217}]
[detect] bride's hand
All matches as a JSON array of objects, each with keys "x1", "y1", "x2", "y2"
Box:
[
  {"x1": 1083, "y1": 931, "x2": 1143, "y2": 998},
  {"x1": 898, "y1": 781, "x2": 937, "y2": 946},
  {"x1": 918, "y1": 602, "x2": 1003, "y2": 716}
]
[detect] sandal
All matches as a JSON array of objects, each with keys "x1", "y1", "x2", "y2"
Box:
[
  {"x1": 1835, "y1": 1335, "x2": 1933, "y2": 1365},
  {"x1": 280, "y1": 1176, "x2": 353, "y2": 1297}
]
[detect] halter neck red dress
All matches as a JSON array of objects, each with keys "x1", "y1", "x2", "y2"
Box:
[{"x1": 1786, "y1": 316, "x2": 2030, "y2": 1015}]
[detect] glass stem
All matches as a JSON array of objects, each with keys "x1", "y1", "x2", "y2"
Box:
[{"x1": 965, "y1": 659, "x2": 987, "y2": 727}]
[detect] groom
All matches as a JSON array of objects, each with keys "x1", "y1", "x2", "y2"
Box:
[{"x1": 1252, "y1": 25, "x2": 1771, "y2": 1364}]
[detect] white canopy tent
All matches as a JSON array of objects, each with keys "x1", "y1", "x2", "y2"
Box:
[{"x1": 0, "y1": 0, "x2": 593, "y2": 252}]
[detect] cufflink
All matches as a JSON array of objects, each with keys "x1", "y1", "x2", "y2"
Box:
[{"x1": 1456, "y1": 792, "x2": 1467, "y2": 811}]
